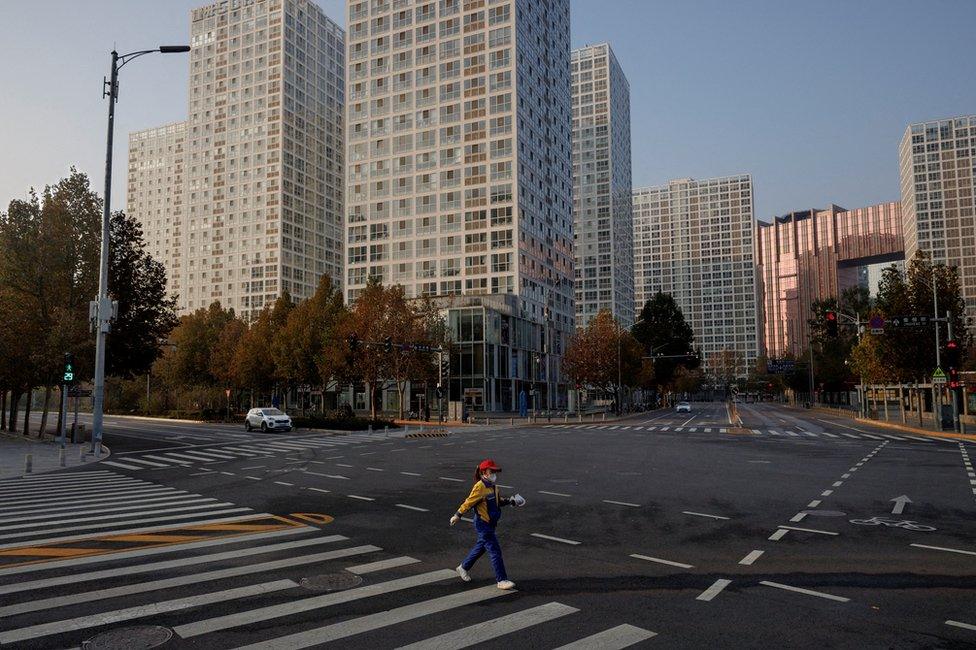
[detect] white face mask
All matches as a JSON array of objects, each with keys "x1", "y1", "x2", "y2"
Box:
[{"x1": 484, "y1": 472, "x2": 497, "y2": 483}]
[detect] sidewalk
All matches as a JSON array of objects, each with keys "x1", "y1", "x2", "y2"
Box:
[{"x1": 0, "y1": 432, "x2": 108, "y2": 479}]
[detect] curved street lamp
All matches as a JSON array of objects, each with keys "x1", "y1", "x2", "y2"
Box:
[{"x1": 91, "y1": 46, "x2": 190, "y2": 456}]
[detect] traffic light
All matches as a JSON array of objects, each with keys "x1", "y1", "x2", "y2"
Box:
[
  {"x1": 825, "y1": 310, "x2": 838, "y2": 337},
  {"x1": 384, "y1": 336, "x2": 393, "y2": 353},
  {"x1": 435, "y1": 385, "x2": 444, "y2": 399},
  {"x1": 62, "y1": 353, "x2": 74, "y2": 384},
  {"x1": 348, "y1": 334, "x2": 359, "y2": 352},
  {"x1": 949, "y1": 367, "x2": 961, "y2": 390},
  {"x1": 440, "y1": 355, "x2": 450, "y2": 377},
  {"x1": 946, "y1": 339, "x2": 961, "y2": 368}
]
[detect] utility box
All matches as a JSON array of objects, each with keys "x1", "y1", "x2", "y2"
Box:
[{"x1": 448, "y1": 401, "x2": 465, "y2": 422}]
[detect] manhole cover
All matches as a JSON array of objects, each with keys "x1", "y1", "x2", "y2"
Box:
[
  {"x1": 803, "y1": 510, "x2": 847, "y2": 517},
  {"x1": 82, "y1": 625, "x2": 172, "y2": 649},
  {"x1": 300, "y1": 572, "x2": 364, "y2": 591}
]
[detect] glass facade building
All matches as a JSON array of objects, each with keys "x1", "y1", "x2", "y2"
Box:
[
  {"x1": 900, "y1": 115, "x2": 976, "y2": 317},
  {"x1": 571, "y1": 43, "x2": 633, "y2": 328},
  {"x1": 633, "y1": 175, "x2": 758, "y2": 376},
  {"x1": 756, "y1": 202, "x2": 904, "y2": 359}
]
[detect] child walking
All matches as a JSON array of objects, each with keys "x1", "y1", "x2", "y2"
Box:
[{"x1": 449, "y1": 458, "x2": 524, "y2": 589}]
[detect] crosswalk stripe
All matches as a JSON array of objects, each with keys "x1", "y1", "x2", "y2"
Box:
[
  {"x1": 0, "y1": 493, "x2": 207, "y2": 519},
  {"x1": 720, "y1": 428, "x2": 728, "y2": 433},
  {"x1": 660, "y1": 427, "x2": 669, "y2": 431},
  {"x1": 0, "y1": 544, "x2": 380, "y2": 617},
  {"x1": 115, "y1": 457, "x2": 170, "y2": 468},
  {"x1": 182, "y1": 450, "x2": 238, "y2": 459},
  {"x1": 784, "y1": 432, "x2": 799, "y2": 437},
  {"x1": 0, "y1": 486, "x2": 179, "y2": 512},
  {"x1": 704, "y1": 427, "x2": 712, "y2": 432},
  {"x1": 859, "y1": 433, "x2": 884, "y2": 440},
  {"x1": 751, "y1": 429, "x2": 762, "y2": 435},
  {"x1": 840, "y1": 433, "x2": 860, "y2": 439},
  {"x1": 0, "y1": 470, "x2": 115, "y2": 485},
  {"x1": 0, "y1": 500, "x2": 235, "y2": 532},
  {"x1": 553, "y1": 623, "x2": 658, "y2": 649},
  {"x1": 159, "y1": 452, "x2": 213, "y2": 462},
  {"x1": 174, "y1": 568, "x2": 458, "y2": 638},
  {"x1": 0, "y1": 479, "x2": 151, "y2": 501},
  {"x1": 689, "y1": 427, "x2": 698, "y2": 432},
  {"x1": 0, "y1": 507, "x2": 252, "y2": 544},
  {"x1": 141, "y1": 454, "x2": 192, "y2": 465},
  {"x1": 819, "y1": 431, "x2": 839, "y2": 438},
  {"x1": 0, "y1": 579, "x2": 297, "y2": 644},
  {"x1": 235, "y1": 584, "x2": 513, "y2": 650},
  {"x1": 345, "y1": 556, "x2": 420, "y2": 575},
  {"x1": 0, "y1": 525, "x2": 313, "y2": 581},
  {"x1": 397, "y1": 601, "x2": 578, "y2": 650},
  {"x1": 675, "y1": 427, "x2": 684, "y2": 432},
  {"x1": 101, "y1": 460, "x2": 147, "y2": 470}
]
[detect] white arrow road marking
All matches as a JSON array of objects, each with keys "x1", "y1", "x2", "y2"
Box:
[{"x1": 891, "y1": 494, "x2": 912, "y2": 515}]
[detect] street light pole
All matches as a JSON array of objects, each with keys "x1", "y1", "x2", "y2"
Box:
[{"x1": 91, "y1": 46, "x2": 190, "y2": 456}]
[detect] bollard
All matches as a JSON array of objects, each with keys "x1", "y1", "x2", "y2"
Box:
[
  {"x1": 564, "y1": 414, "x2": 568, "y2": 423},
  {"x1": 485, "y1": 417, "x2": 489, "y2": 426},
  {"x1": 510, "y1": 417, "x2": 514, "y2": 426},
  {"x1": 384, "y1": 426, "x2": 389, "y2": 435},
  {"x1": 368, "y1": 424, "x2": 373, "y2": 433},
  {"x1": 25, "y1": 454, "x2": 32, "y2": 474},
  {"x1": 59, "y1": 447, "x2": 66, "y2": 468},
  {"x1": 80, "y1": 446, "x2": 86, "y2": 461},
  {"x1": 602, "y1": 413, "x2": 606, "y2": 421}
]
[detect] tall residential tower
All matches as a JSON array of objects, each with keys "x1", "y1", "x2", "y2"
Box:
[
  {"x1": 899, "y1": 114, "x2": 976, "y2": 317},
  {"x1": 633, "y1": 175, "x2": 758, "y2": 376},
  {"x1": 127, "y1": 0, "x2": 345, "y2": 316},
  {"x1": 571, "y1": 43, "x2": 633, "y2": 328},
  {"x1": 344, "y1": 0, "x2": 574, "y2": 411}
]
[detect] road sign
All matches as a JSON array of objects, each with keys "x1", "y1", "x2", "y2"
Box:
[
  {"x1": 932, "y1": 368, "x2": 947, "y2": 385},
  {"x1": 68, "y1": 388, "x2": 93, "y2": 398},
  {"x1": 869, "y1": 315, "x2": 885, "y2": 334},
  {"x1": 891, "y1": 315, "x2": 930, "y2": 328}
]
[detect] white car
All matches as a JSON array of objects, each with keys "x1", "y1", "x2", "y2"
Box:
[
  {"x1": 675, "y1": 401, "x2": 691, "y2": 413},
  {"x1": 245, "y1": 408, "x2": 292, "y2": 432}
]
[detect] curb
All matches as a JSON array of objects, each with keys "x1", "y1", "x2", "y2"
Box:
[{"x1": 853, "y1": 417, "x2": 976, "y2": 443}]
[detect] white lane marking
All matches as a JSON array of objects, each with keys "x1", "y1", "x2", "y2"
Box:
[
  {"x1": 400, "y1": 471, "x2": 422, "y2": 476},
  {"x1": 629, "y1": 554, "x2": 693, "y2": 569},
  {"x1": 347, "y1": 495, "x2": 375, "y2": 501},
  {"x1": 739, "y1": 550, "x2": 764, "y2": 565},
  {"x1": 751, "y1": 429, "x2": 762, "y2": 435},
  {"x1": 832, "y1": 481, "x2": 844, "y2": 487},
  {"x1": 682, "y1": 511, "x2": 729, "y2": 520},
  {"x1": 820, "y1": 431, "x2": 839, "y2": 438},
  {"x1": 439, "y1": 477, "x2": 464, "y2": 482},
  {"x1": 236, "y1": 584, "x2": 512, "y2": 650},
  {"x1": 0, "y1": 545, "x2": 379, "y2": 617},
  {"x1": 273, "y1": 481, "x2": 294, "y2": 487},
  {"x1": 946, "y1": 620, "x2": 976, "y2": 632},
  {"x1": 336, "y1": 463, "x2": 354, "y2": 468},
  {"x1": 220, "y1": 472, "x2": 236, "y2": 477},
  {"x1": 142, "y1": 454, "x2": 192, "y2": 465},
  {"x1": 182, "y1": 450, "x2": 238, "y2": 459},
  {"x1": 0, "y1": 579, "x2": 298, "y2": 644},
  {"x1": 660, "y1": 426, "x2": 670, "y2": 431},
  {"x1": 840, "y1": 433, "x2": 860, "y2": 439},
  {"x1": 821, "y1": 490, "x2": 833, "y2": 496},
  {"x1": 345, "y1": 556, "x2": 420, "y2": 575},
  {"x1": 720, "y1": 428, "x2": 728, "y2": 433},
  {"x1": 778, "y1": 525, "x2": 838, "y2": 536},
  {"x1": 308, "y1": 487, "x2": 330, "y2": 493},
  {"x1": 121, "y1": 457, "x2": 170, "y2": 468},
  {"x1": 530, "y1": 533, "x2": 581, "y2": 545},
  {"x1": 603, "y1": 499, "x2": 640, "y2": 508},
  {"x1": 0, "y1": 495, "x2": 218, "y2": 522},
  {"x1": 768, "y1": 529, "x2": 789, "y2": 541},
  {"x1": 789, "y1": 512, "x2": 807, "y2": 523},
  {"x1": 759, "y1": 580, "x2": 849, "y2": 602},
  {"x1": 102, "y1": 461, "x2": 145, "y2": 471},
  {"x1": 190, "y1": 471, "x2": 215, "y2": 476},
  {"x1": 768, "y1": 430, "x2": 782, "y2": 436},
  {"x1": 807, "y1": 500, "x2": 822, "y2": 508},
  {"x1": 395, "y1": 504, "x2": 429, "y2": 512},
  {"x1": 841, "y1": 473, "x2": 851, "y2": 479},
  {"x1": 696, "y1": 578, "x2": 731, "y2": 601},
  {"x1": 174, "y1": 569, "x2": 458, "y2": 638},
  {"x1": 0, "y1": 500, "x2": 235, "y2": 531},
  {"x1": 911, "y1": 543, "x2": 976, "y2": 557},
  {"x1": 552, "y1": 623, "x2": 657, "y2": 650},
  {"x1": 0, "y1": 488, "x2": 184, "y2": 515},
  {"x1": 397, "y1": 601, "x2": 578, "y2": 650},
  {"x1": 749, "y1": 460, "x2": 771, "y2": 464},
  {"x1": 539, "y1": 490, "x2": 572, "y2": 497},
  {"x1": 304, "y1": 471, "x2": 349, "y2": 480},
  {"x1": 161, "y1": 452, "x2": 217, "y2": 462}
]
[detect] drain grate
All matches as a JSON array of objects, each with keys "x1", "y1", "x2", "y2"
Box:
[
  {"x1": 82, "y1": 625, "x2": 173, "y2": 649},
  {"x1": 300, "y1": 572, "x2": 364, "y2": 592}
]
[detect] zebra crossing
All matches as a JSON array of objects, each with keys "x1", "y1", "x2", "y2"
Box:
[
  {"x1": 104, "y1": 431, "x2": 398, "y2": 472},
  {"x1": 542, "y1": 423, "x2": 952, "y2": 444},
  {"x1": 0, "y1": 469, "x2": 656, "y2": 648}
]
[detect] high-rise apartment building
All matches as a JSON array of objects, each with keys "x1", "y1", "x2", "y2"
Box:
[
  {"x1": 756, "y1": 202, "x2": 904, "y2": 359},
  {"x1": 127, "y1": 0, "x2": 345, "y2": 316},
  {"x1": 344, "y1": 0, "x2": 574, "y2": 411},
  {"x1": 633, "y1": 175, "x2": 758, "y2": 376},
  {"x1": 571, "y1": 43, "x2": 633, "y2": 328},
  {"x1": 899, "y1": 114, "x2": 976, "y2": 316}
]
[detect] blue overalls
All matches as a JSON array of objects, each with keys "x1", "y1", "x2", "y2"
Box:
[{"x1": 461, "y1": 479, "x2": 508, "y2": 581}]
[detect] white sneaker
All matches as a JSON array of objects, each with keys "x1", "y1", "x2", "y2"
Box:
[
  {"x1": 496, "y1": 580, "x2": 515, "y2": 590},
  {"x1": 456, "y1": 565, "x2": 471, "y2": 582}
]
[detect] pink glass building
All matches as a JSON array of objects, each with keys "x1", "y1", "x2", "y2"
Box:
[{"x1": 756, "y1": 202, "x2": 904, "y2": 359}]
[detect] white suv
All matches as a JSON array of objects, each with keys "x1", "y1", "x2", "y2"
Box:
[{"x1": 245, "y1": 408, "x2": 292, "y2": 432}]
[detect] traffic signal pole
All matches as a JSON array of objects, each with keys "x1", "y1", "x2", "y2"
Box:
[{"x1": 947, "y1": 310, "x2": 961, "y2": 432}]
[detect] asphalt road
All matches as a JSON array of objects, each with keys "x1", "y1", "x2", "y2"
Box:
[{"x1": 3, "y1": 401, "x2": 975, "y2": 648}]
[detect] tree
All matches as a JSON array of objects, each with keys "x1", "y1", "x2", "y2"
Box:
[
  {"x1": 631, "y1": 292, "x2": 699, "y2": 389},
  {"x1": 563, "y1": 311, "x2": 642, "y2": 399},
  {"x1": 708, "y1": 348, "x2": 744, "y2": 387},
  {"x1": 673, "y1": 366, "x2": 705, "y2": 395},
  {"x1": 343, "y1": 278, "x2": 391, "y2": 420}
]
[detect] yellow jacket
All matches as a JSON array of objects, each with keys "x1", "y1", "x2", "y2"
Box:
[{"x1": 456, "y1": 479, "x2": 508, "y2": 524}]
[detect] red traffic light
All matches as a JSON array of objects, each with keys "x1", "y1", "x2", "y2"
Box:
[
  {"x1": 825, "y1": 311, "x2": 837, "y2": 321},
  {"x1": 947, "y1": 339, "x2": 959, "y2": 350}
]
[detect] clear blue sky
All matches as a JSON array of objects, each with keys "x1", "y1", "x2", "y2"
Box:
[{"x1": 1, "y1": 0, "x2": 974, "y2": 221}]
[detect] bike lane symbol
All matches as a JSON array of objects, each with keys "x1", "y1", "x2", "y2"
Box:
[{"x1": 849, "y1": 516, "x2": 936, "y2": 532}]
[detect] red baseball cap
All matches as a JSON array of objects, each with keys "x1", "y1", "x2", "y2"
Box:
[{"x1": 478, "y1": 459, "x2": 501, "y2": 472}]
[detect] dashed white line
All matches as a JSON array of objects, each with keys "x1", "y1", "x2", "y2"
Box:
[
  {"x1": 738, "y1": 550, "x2": 764, "y2": 565},
  {"x1": 439, "y1": 477, "x2": 464, "y2": 483},
  {"x1": 759, "y1": 581, "x2": 849, "y2": 602},
  {"x1": 682, "y1": 511, "x2": 729, "y2": 520},
  {"x1": 538, "y1": 491, "x2": 572, "y2": 497},
  {"x1": 530, "y1": 533, "x2": 581, "y2": 545},
  {"x1": 789, "y1": 512, "x2": 807, "y2": 523},
  {"x1": 308, "y1": 487, "x2": 330, "y2": 494},
  {"x1": 696, "y1": 578, "x2": 731, "y2": 601},
  {"x1": 400, "y1": 472, "x2": 422, "y2": 477},
  {"x1": 347, "y1": 495, "x2": 374, "y2": 501},
  {"x1": 395, "y1": 504, "x2": 429, "y2": 512},
  {"x1": 365, "y1": 467, "x2": 385, "y2": 472},
  {"x1": 821, "y1": 490, "x2": 833, "y2": 496},
  {"x1": 911, "y1": 543, "x2": 976, "y2": 557},
  {"x1": 777, "y1": 525, "x2": 838, "y2": 536},
  {"x1": 630, "y1": 554, "x2": 693, "y2": 569},
  {"x1": 273, "y1": 481, "x2": 293, "y2": 487},
  {"x1": 807, "y1": 500, "x2": 821, "y2": 508},
  {"x1": 946, "y1": 620, "x2": 976, "y2": 632},
  {"x1": 603, "y1": 500, "x2": 640, "y2": 508},
  {"x1": 768, "y1": 529, "x2": 789, "y2": 541}
]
